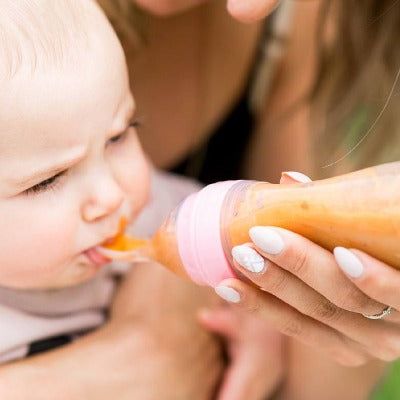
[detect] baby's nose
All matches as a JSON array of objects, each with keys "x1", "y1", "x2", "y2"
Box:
[{"x1": 81, "y1": 177, "x2": 124, "y2": 222}]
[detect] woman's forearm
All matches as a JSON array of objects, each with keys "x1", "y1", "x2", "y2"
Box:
[
  {"x1": 0, "y1": 350, "x2": 81, "y2": 400},
  {"x1": 278, "y1": 339, "x2": 388, "y2": 400}
]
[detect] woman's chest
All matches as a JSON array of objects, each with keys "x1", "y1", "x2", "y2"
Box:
[{"x1": 126, "y1": 2, "x2": 262, "y2": 167}]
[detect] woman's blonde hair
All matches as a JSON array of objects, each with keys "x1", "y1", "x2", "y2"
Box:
[{"x1": 311, "y1": 0, "x2": 400, "y2": 175}]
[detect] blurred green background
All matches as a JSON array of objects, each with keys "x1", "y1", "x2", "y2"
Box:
[{"x1": 372, "y1": 361, "x2": 400, "y2": 399}]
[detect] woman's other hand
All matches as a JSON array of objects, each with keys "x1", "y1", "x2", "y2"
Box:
[
  {"x1": 0, "y1": 263, "x2": 224, "y2": 400},
  {"x1": 227, "y1": 0, "x2": 281, "y2": 22},
  {"x1": 214, "y1": 171, "x2": 400, "y2": 367}
]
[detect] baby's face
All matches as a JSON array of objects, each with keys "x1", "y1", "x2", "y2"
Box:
[{"x1": 0, "y1": 21, "x2": 150, "y2": 289}]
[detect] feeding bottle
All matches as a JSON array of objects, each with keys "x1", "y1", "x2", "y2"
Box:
[{"x1": 98, "y1": 162, "x2": 400, "y2": 287}]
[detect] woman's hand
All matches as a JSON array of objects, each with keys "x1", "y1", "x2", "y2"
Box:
[
  {"x1": 0, "y1": 263, "x2": 223, "y2": 400},
  {"x1": 2, "y1": 316, "x2": 222, "y2": 400},
  {"x1": 110, "y1": 261, "x2": 224, "y2": 399},
  {"x1": 114, "y1": 260, "x2": 287, "y2": 400},
  {"x1": 214, "y1": 171, "x2": 400, "y2": 367},
  {"x1": 227, "y1": 0, "x2": 281, "y2": 22}
]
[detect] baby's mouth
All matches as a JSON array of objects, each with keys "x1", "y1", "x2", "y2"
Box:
[
  {"x1": 96, "y1": 217, "x2": 149, "y2": 262},
  {"x1": 81, "y1": 221, "x2": 126, "y2": 267},
  {"x1": 83, "y1": 247, "x2": 111, "y2": 266}
]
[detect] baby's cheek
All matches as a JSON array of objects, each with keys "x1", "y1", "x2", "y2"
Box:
[
  {"x1": 32, "y1": 220, "x2": 75, "y2": 257},
  {"x1": 0, "y1": 202, "x2": 77, "y2": 288},
  {"x1": 117, "y1": 147, "x2": 151, "y2": 218}
]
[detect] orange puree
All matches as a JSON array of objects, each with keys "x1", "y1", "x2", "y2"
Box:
[
  {"x1": 225, "y1": 163, "x2": 400, "y2": 269},
  {"x1": 103, "y1": 217, "x2": 147, "y2": 251}
]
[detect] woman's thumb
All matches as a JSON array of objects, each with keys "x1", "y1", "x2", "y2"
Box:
[{"x1": 198, "y1": 306, "x2": 238, "y2": 339}]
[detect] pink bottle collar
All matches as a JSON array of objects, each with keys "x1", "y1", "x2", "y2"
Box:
[{"x1": 176, "y1": 181, "x2": 240, "y2": 287}]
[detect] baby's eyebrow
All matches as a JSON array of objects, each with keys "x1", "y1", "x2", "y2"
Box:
[
  {"x1": 12, "y1": 148, "x2": 86, "y2": 188},
  {"x1": 107, "y1": 104, "x2": 137, "y2": 138},
  {"x1": 10, "y1": 106, "x2": 136, "y2": 189}
]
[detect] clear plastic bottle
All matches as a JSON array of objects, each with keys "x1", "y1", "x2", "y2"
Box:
[{"x1": 99, "y1": 162, "x2": 400, "y2": 287}]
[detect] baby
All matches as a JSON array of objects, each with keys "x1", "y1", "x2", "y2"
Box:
[{"x1": 0, "y1": 0, "x2": 199, "y2": 362}]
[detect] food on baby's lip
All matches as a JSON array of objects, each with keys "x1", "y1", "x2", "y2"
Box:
[
  {"x1": 103, "y1": 235, "x2": 147, "y2": 251},
  {"x1": 103, "y1": 234, "x2": 148, "y2": 251},
  {"x1": 102, "y1": 217, "x2": 146, "y2": 250},
  {"x1": 98, "y1": 217, "x2": 149, "y2": 260}
]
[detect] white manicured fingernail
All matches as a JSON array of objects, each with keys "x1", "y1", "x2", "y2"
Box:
[
  {"x1": 232, "y1": 245, "x2": 265, "y2": 273},
  {"x1": 214, "y1": 286, "x2": 241, "y2": 303},
  {"x1": 334, "y1": 247, "x2": 364, "y2": 278},
  {"x1": 249, "y1": 227, "x2": 284, "y2": 255},
  {"x1": 282, "y1": 171, "x2": 312, "y2": 183}
]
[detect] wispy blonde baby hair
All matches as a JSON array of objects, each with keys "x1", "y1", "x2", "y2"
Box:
[{"x1": 0, "y1": 0, "x2": 107, "y2": 78}]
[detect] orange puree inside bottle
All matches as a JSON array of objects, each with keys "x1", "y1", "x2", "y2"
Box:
[{"x1": 223, "y1": 163, "x2": 400, "y2": 269}]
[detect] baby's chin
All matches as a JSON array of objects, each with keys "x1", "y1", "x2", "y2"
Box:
[
  {"x1": 49, "y1": 262, "x2": 106, "y2": 289},
  {"x1": 34, "y1": 237, "x2": 119, "y2": 289},
  {"x1": 3, "y1": 260, "x2": 108, "y2": 291},
  {"x1": 37, "y1": 240, "x2": 117, "y2": 289}
]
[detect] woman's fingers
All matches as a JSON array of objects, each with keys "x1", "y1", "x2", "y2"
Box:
[
  {"x1": 217, "y1": 345, "x2": 283, "y2": 400},
  {"x1": 227, "y1": 0, "x2": 281, "y2": 22},
  {"x1": 230, "y1": 245, "x2": 400, "y2": 355},
  {"x1": 200, "y1": 306, "x2": 285, "y2": 400},
  {"x1": 224, "y1": 170, "x2": 400, "y2": 363},
  {"x1": 238, "y1": 228, "x2": 385, "y2": 317},
  {"x1": 214, "y1": 278, "x2": 368, "y2": 366},
  {"x1": 334, "y1": 247, "x2": 400, "y2": 313}
]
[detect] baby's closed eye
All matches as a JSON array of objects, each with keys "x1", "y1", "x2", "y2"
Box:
[{"x1": 25, "y1": 171, "x2": 67, "y2": 195}]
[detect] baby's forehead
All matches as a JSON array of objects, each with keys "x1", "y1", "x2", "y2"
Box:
[
  {"x1": 0, "y1": 0, "x2": 132, "y2": 151},
  {"x1": 0, "y1": 0, "x2": 130, "y2": 125},
  {"x1": 0, "y1": 0, "x2": 103, "y2": 78}
]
